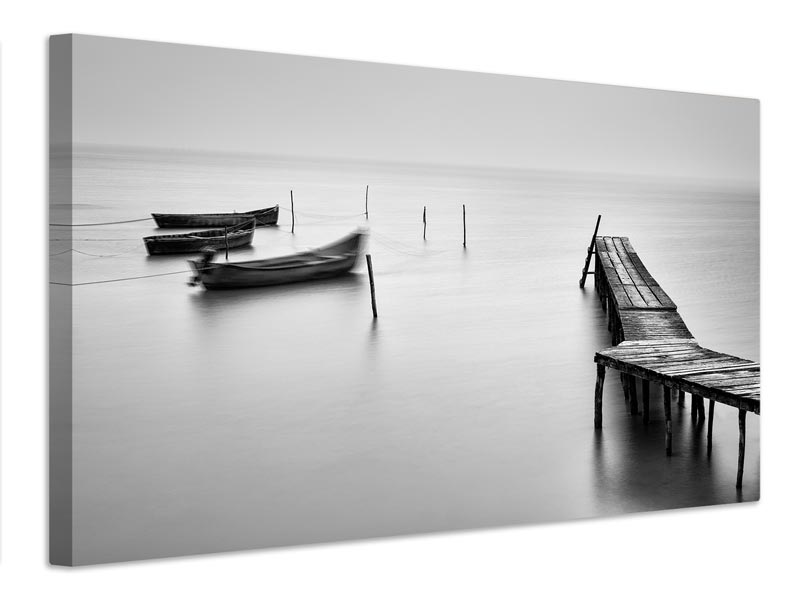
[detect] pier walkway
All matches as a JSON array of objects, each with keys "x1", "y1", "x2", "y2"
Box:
[{"x1": 585, "y1": 232, "x2": 760, "y2": 488}]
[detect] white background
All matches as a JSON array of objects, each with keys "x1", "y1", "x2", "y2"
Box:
[{"x1": 1, "y1": 1, "x2": 797, "y2": 598}]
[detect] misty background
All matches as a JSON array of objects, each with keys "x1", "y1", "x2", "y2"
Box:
[{"x1": 72, "y1": 35, "x2": 758, "y2": 184}]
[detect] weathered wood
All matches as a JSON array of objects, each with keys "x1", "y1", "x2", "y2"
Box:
[
  {"x1": 665, "y1": 386, "x2": 674, "y2": 456},
  {"x1": 594, "y1": 345, "x2": 760, "y2": 414},
  {"x1": 707, "y1": 399, "x2": 715, "y2": 453},
  {"x1": 737, "y1": 409, "x2": 746, "y2": 488},
  {"x1": 628, "y1": 374, "x2": 639, "y2": 415},
  {"x1": 366, "y1": 254, "x2": 377, "y2": 318},
  {"x1": 590, "y1": 232, "x2": 759, "y2": 487},
  {"x1": 594, "y1": 363, "x2": 605, "y2": 429},
  {"x1": 594, "y1": 236, "x2": 676, "y2": 309},
  {"x1": 579, "y1": 215, "x2": 602, "y2": 288},
  {"x1": 694, "y1": 394, "x2": 705, "y2": 420},
  {"x1": 462, "y1": 204, "x2": 466, "y2": 248},
  {"x1": 291, "y1": 191, "x2": 295, "y2": 234}
]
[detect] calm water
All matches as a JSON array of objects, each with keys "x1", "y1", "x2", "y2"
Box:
[{"x1": 52, "y1": 147, "x2": 759, "y2": 564}]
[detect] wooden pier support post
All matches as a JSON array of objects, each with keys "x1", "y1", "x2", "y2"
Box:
[
  {"x1": 736, "y1": 409, "x2": 746, "y2": 488},
  {"x1": 628, "y1": 375, "x2": 639, "y2": 415},
  {"x1": 664, "y1": 386, "x2": 674, "y2": 456},
  {"x1": 696, "y1": 395, "x2": 705, "y2": 420},
  {"x1": 224, "y1": 225, "x2": 230, "y2": 261},
  {"x1": 620, "y1": 372, "x2": 630, "y2": 404},
  {"x1": 291, "y1": 190, "x2": 295, "y2": 234},
  {"x1": 678, "y1": 390, "x2": 685, "y2": 407},
  {"x1": 707, "y1": 399, "x2": 715, "y2": 453},
  {"x1": 423, "y1": 206, "x2": 427, "y2": 240},
  {"x1": 366, "y1": 254, "x2": 377, "y2": 319},
  {"x1": 642, "y1": 380, "x2": 650, "y2": 424},
  {"x1": 462, "y1": 204, "x2": 466, "y2": 248},
  {"x1": 594, "y1": 363, "x2": 605, "y2": 429},
  {"x1": 365, "y1": 185, "x2": 369, "y2": 220}
]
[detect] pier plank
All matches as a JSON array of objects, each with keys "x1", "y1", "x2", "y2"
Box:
[{"x1": 596, "y1": 236, "x2": 677, "y2": 310}]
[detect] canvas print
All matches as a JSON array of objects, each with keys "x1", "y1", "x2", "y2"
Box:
[{"x1": 49, "y1": 35, "x2": 759, "y2": 566}]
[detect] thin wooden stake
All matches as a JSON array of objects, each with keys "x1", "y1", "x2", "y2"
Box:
[
  {"x1": 365, "y1": 185, "x2": 369, "y2": 220},
  {"x1": 594, "y1": 364, "x2": 605, "y2": 429},
  {"x1": 423, "y1": 206, "x2": 427, "y2": 240},
  {"x1": 224, "y1": 225, "x2": 229, "y2": 261},
  {"x1": 462, "y1": 204, "x2": 466, "y2": 248},
  {"x1": 736, "y1": 409, "x2": 746, "y2": 488},
  {"x1": 366, "y1": 254, "x2": 377, "y2": 318},
  {"x1": 291, "y1": 190, "x2": 295, "y2": 234},
  {"x1": 579, "y1": 214, "x2": 602, "y2": 288}
]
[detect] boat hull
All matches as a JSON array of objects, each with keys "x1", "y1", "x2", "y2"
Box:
[
  {"x1": 143, "y1": 222, "x2": 255, "y2": 255},
  {"x1": 189, "y1": 230, "x2": 365, "y2": 290},
  {"x1": 152, "y1": 205, "x2": 278, "y2": 228}
]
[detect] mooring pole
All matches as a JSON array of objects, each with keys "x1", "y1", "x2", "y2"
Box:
[
  {"x1": 224, "y1": 225, "x2": 229, "y2": 261},
  {"x1": 365, "y1": 185, "x2": 369, "y2": 220},
  {"x1": 462, "y1": 204, "x2": 466, "y2": 248},
  {"x1": 291, "y1": 190, "x2": 295, "y2": 234},
  {"x1": 579, "y1": 214, "x2": 602, "y2": 288},
  {"x1": 423, "y1": 206, "x2": 427, "y2": 240},
  {"x1": 366, "y1": 254, "x2": 377, "y2": 318}
]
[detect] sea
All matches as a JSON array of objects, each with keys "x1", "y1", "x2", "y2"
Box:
[{"x1": 50, "y1": 145, "x2": 759, "y2": 564}]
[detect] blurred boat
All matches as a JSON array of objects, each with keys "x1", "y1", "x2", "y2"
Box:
[
  {"x1": 189, "y1": 229, "x2": 367, "y2": 290},
  {"x1": 143, "y1": 219, "x2": 255, "y2": 256},
  {"x1": 152, "y1": 205, "x2": 278, "y2": 228}
]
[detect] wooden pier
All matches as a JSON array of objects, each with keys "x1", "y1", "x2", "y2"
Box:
[{"x1": 585, "y1": 234, "x2": 760, "y2": 488}]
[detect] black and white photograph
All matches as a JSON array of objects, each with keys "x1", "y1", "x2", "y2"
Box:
[{"x1": 49, "y1": 34, "x2": 759, "y2": 566}]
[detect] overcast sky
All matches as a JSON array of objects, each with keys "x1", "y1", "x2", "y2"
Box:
[{"x1": 71, "y1": 35, "x2": 758, "y2": 184}]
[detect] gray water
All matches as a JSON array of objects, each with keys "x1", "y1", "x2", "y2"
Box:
[{"x1": 52, "y1": 146, "x2": 759, "y2": 564}]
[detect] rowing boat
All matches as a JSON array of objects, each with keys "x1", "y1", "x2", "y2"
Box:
[
  {"x1": 151, "y1": 205, "x2": 278, "y2": 228},
  {"x1": 143, "y1": 220, "x2": 256, "y2": 255},
  {"x1": 188, "y1": 229, "x2": 367, "y2": 290}
]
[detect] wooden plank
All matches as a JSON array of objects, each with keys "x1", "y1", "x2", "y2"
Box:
[
  {"x1": 607, "y1": 251, "x2": 634, "y2": 285},
  {"x1": 621, "y1": 284, "x2": 650, "y2": 308}
]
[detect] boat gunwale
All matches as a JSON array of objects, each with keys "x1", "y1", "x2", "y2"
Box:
[
  {"x1": 151, "y1": 206, "x2": 278, "y2": 220},
  {"x1": 192, "y1": 230, "x2": 365, "y2": 269},
  {"x1": 144, "y1": 220, "x2": 256, "y2": 243}
]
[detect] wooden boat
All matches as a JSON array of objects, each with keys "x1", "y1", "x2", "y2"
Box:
[
  {"x1": 143, "y1": 219, "x2": 255, "y2": 256},
  {"x1": 188, "y1": 229, "x2": 367, "y2": 290},
  {"x1": 151, "y1": 205, "x2": 278, "y2": 228}
]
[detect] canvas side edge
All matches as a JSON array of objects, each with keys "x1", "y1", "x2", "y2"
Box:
[{"x1": 49, "y1": 33, "x2": 75, "y2": 567}]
